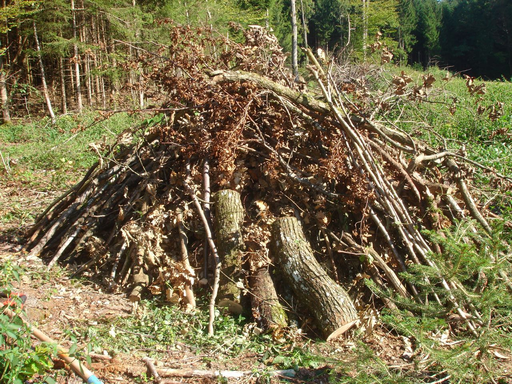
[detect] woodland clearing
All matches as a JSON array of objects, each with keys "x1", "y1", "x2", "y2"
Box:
[{"x1": 1, "y1": 25, "x2": 512, "y2": 383}]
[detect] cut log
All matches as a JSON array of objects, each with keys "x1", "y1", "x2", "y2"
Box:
[
  {"x1": 156, "y1": 367, "x2": 295, "y2": 379},
  {"x1": 271, "y1": 217, "x2": 358, "y2": 340},
  {"x1": 213, "y1": 189, "x2": 245, "y2": 314},
  {"x1": 249, "y1": 267, "x2": 288, "y2": 329}
]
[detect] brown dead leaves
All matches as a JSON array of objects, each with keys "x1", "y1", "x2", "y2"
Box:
[
  {"x1": 391, "y1": 72, "x2": 437, "y2": 99},
  {"x1": 464, "y1": 74, "x2": 487, "y2": 96}
]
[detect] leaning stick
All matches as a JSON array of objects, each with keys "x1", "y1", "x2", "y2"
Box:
[
  {"x1": 1, "y1": 306, "x2": 103, "y2": 384},
  {"x1": 176, "y1": 209, "x2": 196, "y2": 308},
  {"x1": 47, "y1": 225, "x2": 81, "y2": 270},
  {"x1": 183, "y1": 160, "x2": 221, "y2": 336},
  {"x1": 457, "y1": 178, "x2": 492, "y2": 234},
  {"x1": 202, "y1": 157, "x2": 212, "y2": 281}
]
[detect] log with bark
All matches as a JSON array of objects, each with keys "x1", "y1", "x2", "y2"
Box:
[
  {"x1": 271, "y1": 217, "x2": 358, "y2": 340},
  {"x1": 249, "y1": 266, "x2": 288, "y2": 329},
  {"x1": 213, "y1": 189, "x2": 245, "y2": 314}
]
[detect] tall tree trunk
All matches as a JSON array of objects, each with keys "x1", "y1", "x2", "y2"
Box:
[
  {"x1": 300, "y1": 0, "x2": 308, "y2": 51},
  {"x1": 59, "y1": 58, "x2": 67, "y2": 115},
  {"x1": 290, "y1": 0, "x2": 299, "y2": 80},
  {"x1": 71, "y1": 0, "x2": 83, "y2": 112},
  {"x1": 95, "y1": 15, "x2": 107, "y2": 108},
  {"x1": 33, "y1": 21, "x2": 56, "y2": 124},
  {"x1": 133, "y1": 28, "x2": 144, "y2": 109},
  {"x1": 85, "y1": 54, "x2": 93, "y2": 106},
  {"x1": 100, "y1": 76, "x2": 106, "y2": 109},
  {"x1": 0, "y1": 53, "x2": 11, "y2": 124},
  {"x1": 271, "y1": 217, "x2": 358, "y2": 340},
  {"x1": 213, "y1": 190, "x2": 245, "y2": 315},
  {"x1": 69, "y1": 57, "x2": 75, "y2": 97},
  {"x1": 362, "y1": 0, "x2": 369, "y2": 61},
  {"x1": 80, "y1": 9, "x2": 92, "y2": 106}
]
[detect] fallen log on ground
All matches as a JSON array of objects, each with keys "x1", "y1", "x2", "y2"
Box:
[
  {"x1": 154, "y1": 367, "x2": 296, "y2": 379},
  {"x1": 271, "y1": 217, "x2": 358, "y2": 340}
]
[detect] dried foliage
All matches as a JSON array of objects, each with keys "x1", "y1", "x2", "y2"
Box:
[{"x1": 26, "y1": 25, "x2": 511, "y2": 338}]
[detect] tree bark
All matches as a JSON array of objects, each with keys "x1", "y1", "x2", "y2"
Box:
[
  {"x1": 300, "y1": 0, "x2": 308, "y2": 51},
  {"x1": 129, "y1": 251, "x2": 149, "y2": 302},
  {"x1": 59, "y1": 57, "x2": 67, "y2": 114},
  {"x1": 33, "y1": 21, "x2": 56, "y2": 123},
  {"x1": 271, "y1": 217, "x2": 358, "y2": 340},
  {"x1": 213, "y1": 189, "x2": 245, "y2": 314},
  {"x1": 290, "y1": 0, "x2": 299, "y2": 79},
  {"x1": 177, "y1": 209, "x2": 196, "y2": 309},
  {"x1": 71, "y1": 0, "x2": 83, "y2": 113},
  {"x1": 202, "y1": 158, "x2": 211, "y2": 279},
  {"x1": 155, "y1": 367, "x2": 295, "y2": 379},
  {"x1": 0, "y1": 54, "x2": 11, "y2": 124},
  {"x1": 249, "y1": 267, "x2": 287, "y2": 329},
  {"x1": 85, "y1": 52, "x2": 93, "y2": 106}
]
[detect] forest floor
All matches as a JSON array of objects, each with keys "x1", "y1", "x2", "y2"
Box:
[{"x1": 0, "y1": 170, "x2": 413, "y2": 383}]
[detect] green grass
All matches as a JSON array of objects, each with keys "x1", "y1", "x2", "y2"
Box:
[
  {"x1": 71, "y1": 298, "x2": 329, "y2": 371},
  {"x1": 0, "y1": 112, "x2": 139, "y2": 182},
  {"x1": 376, "y1": 65, "x2": 512, "y2": 198}
]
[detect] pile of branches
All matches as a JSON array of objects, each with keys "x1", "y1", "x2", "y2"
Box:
[{"x1": 26, "y1": 24, "x2": 510, "y2": 339}]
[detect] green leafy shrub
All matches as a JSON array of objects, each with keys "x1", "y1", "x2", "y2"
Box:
[{"x1": 0, "y1": 262, "x2": 55, "y2": 383}]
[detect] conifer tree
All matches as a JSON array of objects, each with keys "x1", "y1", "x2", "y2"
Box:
[
  {"x1": 0, "y1": 0, "x2": 40, "y2": 123},
  {"x1": 397, "y1": 0, "x2": 416, "y2": 65},
  {"x1": 440, "y1": 0, "x2": 511, "y2": 78},
  {"x1": 412, "y1": 0, "x2": 441, "y2": 67}
]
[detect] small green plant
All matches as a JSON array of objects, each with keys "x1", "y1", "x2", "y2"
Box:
[
  {"x1": 370, "y1": 218, "x2": 512, "y2": 383},
  {"x1": 0, "y1": 262, "x2": 55, "y2": 383}
]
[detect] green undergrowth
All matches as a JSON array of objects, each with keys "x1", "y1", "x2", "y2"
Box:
[
  {"x1": 0, "y1": 111, "x2": 140, "y2": 189},
  {"x1": 0, "y1": 262, "x2": 58, "y2": 384},
  {"x1": 383, "y1": 66, "x2": 512, "y2": 179},
  {"x1": 369, "y1": 217, "x2": 512, "y2": 383},
  {"x1": 73, "y1": 298, "x2": 330, "y2": 370}
]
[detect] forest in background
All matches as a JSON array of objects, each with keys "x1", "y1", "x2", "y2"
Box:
[{"x1": 0, "y1": 0, "x2": 511, "y2": 124}]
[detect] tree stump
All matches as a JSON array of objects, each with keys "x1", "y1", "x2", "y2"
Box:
[
  {"x1": 249, "y1": 267, "x2": 288, "y2": 329},
  {"x1": 271, "y1": 217, "x2": 358, "y2": 340},
  {"x1": 213, "y1": 190, "x2": 245, "y2": 314}
]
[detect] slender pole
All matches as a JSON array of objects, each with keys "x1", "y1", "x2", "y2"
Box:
[
  {"x1": 33, "y1": 21, "x2": 56, "y2": 123},
  {"x1": 290, "y1": 0, "x2": 299, "y2": 80},
  {"x1": 71, "y1": 0, "x2": 83, "y2": 112}
]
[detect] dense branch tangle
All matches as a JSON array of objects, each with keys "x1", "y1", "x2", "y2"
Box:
[{"x1": 26, "y1": 25, "x2": 506, "y2": 338}]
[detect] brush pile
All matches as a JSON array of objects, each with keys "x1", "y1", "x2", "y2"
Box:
[{"x1": 25, "y1": 25, "x2": 510, "y2": 339}]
